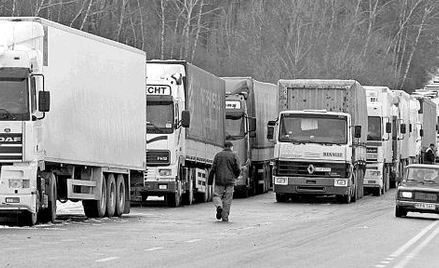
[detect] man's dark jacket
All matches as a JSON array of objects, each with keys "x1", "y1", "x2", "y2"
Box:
[
  {"x1": 208, "y1": 148, "x2": 241, "y2": 186},
  {"x1": 425, "y1": 147, "x2": 435, "y2": 163}
]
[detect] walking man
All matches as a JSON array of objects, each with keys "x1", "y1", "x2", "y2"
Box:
[
  {"x1": 425, "y1": 143, "x2": 436, "y2": 164},
  {"x1": 208, "y1": 141, "x2": 241, "y2": 222}
]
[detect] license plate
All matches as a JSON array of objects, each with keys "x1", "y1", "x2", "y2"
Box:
[
  {"x1": 315, "y1": 167, "x2": 331, "y2": 172},
  {"x1": 414, "y1": 203, "x2": 436, "y2": 210},
  {"x1": 5, "y1": 197, "x2": 20, "y2": 203},
  {"x1": 158, "y1": 184, "x2": 167, "y2": 190}
]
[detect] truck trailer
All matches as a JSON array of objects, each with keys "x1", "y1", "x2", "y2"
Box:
[
  {"x1": 268, "y1": 80, "x2": 368, "y2": 203},
  {"x1": 222, "y1": 77, "x2": 278, "y2": 197},
  {"x1": 0, "y1": 18, "x2": 147, "y2": 225},
  {"x1": 131, "y1": 60, "x2": 225, "y2": 207}
]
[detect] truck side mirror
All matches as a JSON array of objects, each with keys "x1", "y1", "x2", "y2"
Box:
[
  {"x1": 181, "y1": 110, "x2": 190, "y2": 128},
  {"x1": 420, "y1": 129, "x2": 424, "y2": 137},
  {"x1": 249, "y1": 117, "x2": 256, "y2": 132},
  {"x1": 354, "y1": 125, "x2": 361, "y2": 138},
  {"x1": 386, "y1": 122, "x2": 392, "y2": 134},
  {"x1": 409, "y1": 124, "x2": 412, "y2": 133},
  {"x1": 400, "y1": 124, "x2": 406, "y2": 134},
  {"x1": 267, "y1": 120, "x2": 276, "y2": 140},
  {"x1": 38, "y1": 91, "x2": 50, "y2": 112}
]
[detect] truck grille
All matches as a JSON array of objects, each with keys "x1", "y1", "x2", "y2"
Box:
[
  {"x1": 276, "y1": 161, "x2": 348, "y2": 178},
  {"x1": 147, "y1": 150, "x2": 170, "y2": 166},
  {"x1": 414, "y1": 192, "x2": 438, "y2": 202},
  {"x1": 0, "y1": 133, "x2": 22, "y2": 162},
  {"x1": 366, "y1": 147, "x2": 378, "y2": 161}
]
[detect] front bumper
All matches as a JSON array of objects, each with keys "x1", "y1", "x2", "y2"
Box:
[
  {"x1": 142, "y1": 181, "x2": 177, "y2": 195},
  {"x1": 0, "y1": 193, "x2": 36, "y2": 214},
  {"x1": 396, "y1": 200, "x2": 439, "y2": 214},
  {"x1": 273, "y1": 176, "x2": 351, "y2": 195}
]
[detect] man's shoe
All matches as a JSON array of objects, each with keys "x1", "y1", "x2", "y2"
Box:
[{"x1": 216, "y1": 207, "x2": 223, "y2": 220}]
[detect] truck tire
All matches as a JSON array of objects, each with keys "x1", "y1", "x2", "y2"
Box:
[
  {"x1": 275, "y1": 193, "x2": 288, "y2": 202},
  {"x1": 21, "y1": 211, "x2": 38, "y2": 226},
  {"x1": 167, "y1": 181, "x2": 182, "y2": 207},
  {"x1": 373, "y1": 187, "x2": 382, "y2": 196},
  {"x1": 115, "y1": 175, "x2": 126, "y2": 217},
  {"x1": 106, "y1": 174, "x2": 116, "y2": 217},
  {"x1": 96, "y1": 176, "x2": 107, "y2": 217},
  {"x1": 183, "y1": 175, "x2": 193, "y2": 205},
  {"x1": 40, "y1": 173, "x2": 57, "y2": 223}
]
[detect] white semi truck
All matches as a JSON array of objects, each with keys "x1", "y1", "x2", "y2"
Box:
[
  {"x1": 268, "y1": 80, "x2": 367, "y2": 203},
  {"x1": 0, "y1": 18, "x2": 146, "y2": 225},
  {"x1": 222, "y1": 77, "x2": 278, "y2": 197},
  {"x1": 131, "y1": 60, "x2": 225, "y2": 207},
  {"x1": 363, "y1": 86, "x2": 397, "y2": 196}
]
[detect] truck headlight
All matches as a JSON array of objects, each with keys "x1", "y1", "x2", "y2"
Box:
[
  {"x1": 400, "y1": 191, "x2": 413, "y2": 198},
  {"x1": 275, "y1": 177, "x2": 288, "y2": 185},
  {"x1": 334, "y1": 179, "x2": 348, "y2": 187},
  {"x1": 9, "y1": 179, "x2": 30, "y2": 189},
  {"x1": 158, "y1": 169, "x2": 172, "y2": 176}
]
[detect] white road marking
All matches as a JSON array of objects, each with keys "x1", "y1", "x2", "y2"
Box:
[
  {"x1": 393, "y1": 222, "x2": 439, "y2": 268},
  {"x1": 145, "y1": 247, "x2": 164, "y2": 252},
  {"x1": 389, "y1": 220, "x2": 439, "y2": 258},
  {"x1": 95, "y1": 257, "x2": 119, "y2": 262},
  {"x1": 185, "y1": 239, "x2": 201, "y2": 243},
  {"x1": 373, "y1": 220, "x2": 439, "y2": 268}
]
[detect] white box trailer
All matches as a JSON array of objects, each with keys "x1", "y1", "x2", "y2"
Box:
[{"x1": 0, "y1": 17, "x2": 146, "y2": 225}]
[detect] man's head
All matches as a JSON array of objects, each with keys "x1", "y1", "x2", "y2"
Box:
[
  {"x1": 430, "y1": 143, "x2": 435, "y2": 149},
  {"x1": 224, "y1": 141, "x2": 233, "y2": 150}
]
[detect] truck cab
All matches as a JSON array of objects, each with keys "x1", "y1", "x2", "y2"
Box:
[
  {"x1": 133, "y1": 64, "x2": 190, "y2": 205},
  {"x1": 0, "y1": 22, "x2": 50, "y2": 224},
  {"x1": 268, "y1": 110, "x2": 362, "y2": 203},
  {"x1": 225, "y1": 93, "x2": 256, "y2": 196},
  {"x1": 363, "y1": 87, "x2": 394, "y2": 196}
]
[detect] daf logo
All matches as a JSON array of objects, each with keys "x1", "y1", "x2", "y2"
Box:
[
  {"x1": 307, "y1": 164, "x2": 315, "y2": 174},
  {"x1": 0, "y1": 137, "x2": 21, "y2": 142}
]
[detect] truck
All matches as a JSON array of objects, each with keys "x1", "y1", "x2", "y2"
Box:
[
  {"x1": 222, "y1": 77, "x2": 277, "y2": 197},
  {"x1": 391, "y1": 90, "x2": 411, "y2": 187},
  {"x1": 0, "y1": 17, "x2": 147, "y2": 225},
  {"x1": 131, "y1": 60, "x2": 225, "y2": 207},
  {"x1": 413, "y1": 96, "x2": 437, "y2": 163},
  {"x1": 408, "y1": 95, "x2": 422, "y2": 164},
  {"x1": 268, "y1": 80, "x2": 368, "y2": 203},
  {"x1": 363, "y1": 86, "x2": 396, "y2": 196}
]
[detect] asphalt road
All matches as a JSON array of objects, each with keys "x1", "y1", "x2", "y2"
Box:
[{"x1": 1, "y1": 190, "x2": 439, "y2": 268}]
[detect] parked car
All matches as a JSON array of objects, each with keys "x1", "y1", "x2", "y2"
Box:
[{"x1": 395, "y1": 164, "x2": 439, "y2": 217}]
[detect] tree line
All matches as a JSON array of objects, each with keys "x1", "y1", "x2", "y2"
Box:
[{"x1": 1, "y1": 0, "x2": 439, "y2": 91}]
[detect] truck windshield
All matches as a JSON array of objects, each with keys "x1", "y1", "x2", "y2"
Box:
[
  {"x1": 367, "y1": 116, "x2": 381, "y2": 141},
  {"x1": 279, "y1": 114, "x2": 347, "y2": 144},
  {"x1": 226, "y1": 116, "x2": 245, "y2": 139},
  {"x1": 0, "y1": 78, "x2": 30, "y2": 120},
  {"x1": 147, "y1": 101, "x2": 174, "y2": 134}
]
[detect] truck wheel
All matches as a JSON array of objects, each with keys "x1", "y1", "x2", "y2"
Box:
[
  {"x1": 275, "y1": 193, "x2": 288, "y2": 202},
  {"x1": 115, "y1": 175, "x2": 126, "y2": 217},
  {"x1": 167, "y1": 181, "x2": 182, "y2": 207},
  {"x1": 96, "y1": 176, "x2": 107, "y2": 217},
  {"x1": 40, "y1": 173, "x2": 57, "y2": 223},
  {"x1": 373, "y1": 187, "x2": 382, "y2": 196},
  {"x1": 106, "y1": 174, "x2": 116, "y2": 217},
  {"x1": 395, "y1": 206, "x2": 407, "y2": 217},
  {"x1": 20, "y1": 211, "x2": 38, "y2": 226},
  {"x1": 183, "y1": 176, "x2": 193, "y2": 205}
]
